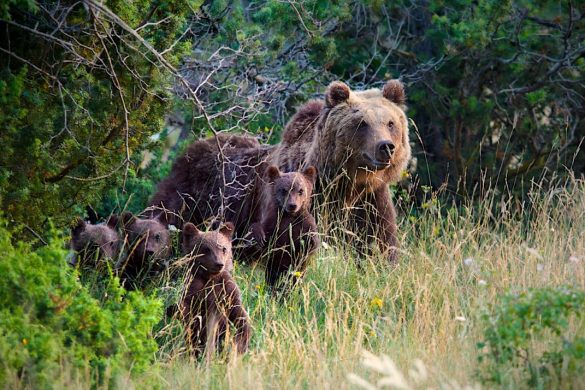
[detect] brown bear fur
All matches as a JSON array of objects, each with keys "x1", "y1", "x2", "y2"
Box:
[
  {"x1": 70, "y1": 216, "x2": 121, "y2": 268},
  {"x1": 116, "y1": 211, "x2": 172, "y2": 288},
  {"x1": 149, "y1": 79, "x2": 410, "y2": 265},
  {"x1": 271, "y1": 80, "x2": 411, "y2": 262},
  {"x1": 148, "y1": 133, "x2": 273, "y2": 229},
  {"x1": 179, "y1": 222, "x2": 250, "y2": 358},
  {"x1": 248, "y1": 165, "x2": 320, "y2": 290}
]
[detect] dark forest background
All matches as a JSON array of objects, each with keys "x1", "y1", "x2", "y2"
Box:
[{"x1": 1, "y1": 0, "x2": 584, "y2": 234}]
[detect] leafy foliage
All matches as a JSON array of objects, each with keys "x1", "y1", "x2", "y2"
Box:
[
  {"x1": 478, "y1": 287, "x2": 585, "y2": 386},
  {"x1": 0, "y1": 0, "x2": 196, "y2": 236},
  {"x1": 0, "y1": 221, "x2": 162, "y2": 387}
]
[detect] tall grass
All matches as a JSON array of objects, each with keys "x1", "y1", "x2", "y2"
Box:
[{"x1": 45, "y1": 179, "x2": 585, "y2": 388}]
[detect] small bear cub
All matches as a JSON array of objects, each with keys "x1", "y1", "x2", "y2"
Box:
[
  {"x1": 179, "y1": 222, "x2": 250, "y2": 358},
  {"x1": 249, "y1": 165, "x2": 320, "y2": 289},
  {"x1": 70, "y1": 216, "x2": 121, "y2": 269},
  {"x1": 117, "y1": 211, "x2": 172, "y2": 288}
]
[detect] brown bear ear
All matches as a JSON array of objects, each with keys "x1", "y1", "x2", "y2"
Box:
[
  {"x1": 106, "y1": 215, "x2": 119, "y2": 229},
  {"x1": 72, "y1": 218, "x2": 86, "y2": 236},
  {"x1": 182, "y1": 222, "x2": 200, "y2": 241},
  {"x1": 325, "y1": 81, "x2": 351, "y2": 107},
  {"x1": 121, "y1": 212, "x2": 136, "y2": 228},
  {"x1": 219, "y1": 222, "x2": 235, "y2": 239},
  {"x1": 155, "y1": 211, "x2": 170, "y2": 226},
  {"x1": 266, "y1": 165, "x2": 281, "y2": 183},
  {"x1": 303, "y1": 166, "x2": 318, "y2": 185},
  {"x1": 382, "y1": 79, "x2": 406, "y2": 106}
]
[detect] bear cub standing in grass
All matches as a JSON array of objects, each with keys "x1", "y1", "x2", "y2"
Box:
[
  {"x1": 179, "y1": 222, "x2": 250, "y2": 358},
  {"x1": 117, "y1": 211, "x2": 172, "y2": 289},
  {"x1": 249, "y1": 165, "x2": 320, "y2": 290},
  {"x1": 69, "y1": 216, "x2": 121, "y2": 269}
]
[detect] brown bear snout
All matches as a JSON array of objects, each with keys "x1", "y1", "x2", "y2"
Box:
[
  {"x1": 376, "y1": 141, "x2": 395, "y2": 163},
  {"x1": 197, "y1": 251, "x2": 225, "y2": 274},
  {"x1": 207, "y1": 259, "x2": 224, "y2": 273},
  {"x1": 286, "y1": 201, "x2": 299, "y2": 213}
]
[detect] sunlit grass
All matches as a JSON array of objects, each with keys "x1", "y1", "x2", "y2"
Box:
[{"x1": 52, "y1": 179, "x2": 585, "y2": 389}]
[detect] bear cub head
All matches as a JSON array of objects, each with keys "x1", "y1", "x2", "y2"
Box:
[
  {"x1": 266, "y1": 165, "x2": 317, "y2": 215},
  {"x1": 182, "y1": 222, "x2": 235, "y2": 276},
  {"x1": 121, "y1": 211, "x2": 172, "y2": 263},
  {"x1": 70, "y1": 216, "x2": 121, "y2": 266}
]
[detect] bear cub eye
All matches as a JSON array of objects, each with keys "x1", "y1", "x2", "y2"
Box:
[
  {"x1": 222, "y1": 247, "x2": 227, "y2": 255},
  {"x1": 388, "y1": 120, "x2": 395, "y2": 128},
  {"x1": 299, "y1": 189, "x2": 304, "y2": 195}
]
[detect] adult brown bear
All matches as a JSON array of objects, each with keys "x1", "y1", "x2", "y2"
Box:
[
  {"x1": 149, "y1": 79, "x2": 410, "y2": 263},
  {"x1": 270, "y1": 80, "x2": 411, "y2": 262}
]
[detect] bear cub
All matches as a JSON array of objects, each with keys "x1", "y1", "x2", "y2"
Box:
[
  {"x1": 70, "y1": 216, "x2": 121, "y2": 269},
  {"x1": 179, "y1": 222, "x2": 250, "y2": 358},
  {"x1": 117, "y1": 211, "x2": 172, "y2": 288},
  {"x1": 249, "y1": 165, "x2": 320, "y2": 289}
]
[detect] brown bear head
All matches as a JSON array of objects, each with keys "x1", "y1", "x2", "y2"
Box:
[
  {"x1": 322, "y1": 79, "x2": 411, "y2": 185},
  {"x1": 121, "y1": 211, "x2": 172, "y2": 263},
  {"x1": 70, "y1": 216, "x2": 121, "y2": 266},
  {"x1": 181, "y1": 222, "x2": 234, "y2": 275},
  {"x1": 266, "y1": 165, "x2": 317, "y2": 215}
]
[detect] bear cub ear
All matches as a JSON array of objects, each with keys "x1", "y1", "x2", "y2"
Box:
[
  {"x1": 266, "y1": 165, "x2": 281, "y2": 183},
  {"x1": 325, "y1": 81, "x2": 351, "y2": 107},
  {"x1": 72, "y1": 218, "x2": 86, "y2": 236},
  {"x1": 382, "y1": 79, "x2": 406, "y2": 106},
  {"x1": 303, "y1": 166, "x2": 317, "y2": 185},
  {"x1": 121, "y1": 211, "x2": 136, "y2": 228},
  {"x1": 106, "y1": 214, "x2": 119, "y2": 229},
  {"x1": 182, "y1": 222, "x2": 200, "y2": 241},
  {"x1": 219, "y1": 222, "x2": 235, "y2": 239}
]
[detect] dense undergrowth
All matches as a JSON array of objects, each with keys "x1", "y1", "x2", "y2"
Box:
[{"x1": 2, "y1": 179, "x2": 584, "y2": 389}]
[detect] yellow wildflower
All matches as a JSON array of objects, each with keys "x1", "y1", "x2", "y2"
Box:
[{"x1": 370, "y1": 297, "x2": 383, "y2": 310}]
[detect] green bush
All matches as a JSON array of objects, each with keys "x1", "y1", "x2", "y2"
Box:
[
  {"x1": 0, "y1": 222, "x2": 162, "y2": 387},
  {"x1": 478, "y1": 287, "x2": 585, "y2": 387}
]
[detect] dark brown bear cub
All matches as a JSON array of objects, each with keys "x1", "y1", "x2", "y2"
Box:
[
  {"x1": 179, "y1": 222, "x2": 250, "y2": 359},
  {"x1": 70, "y1": 216, "x2": 121, "y2": 269},
  {"x1": 249, "y1": 165, "x2": 320, "y2": 290},
  {"x1": 117, "y1": 211, "x2": 172, "y2": 289}
]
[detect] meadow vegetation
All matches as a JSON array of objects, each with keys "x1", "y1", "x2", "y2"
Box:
[
  {"x1": 1, "y1": 1, "x2": 584, "y2": 388},
  {"x1": 2, "y1": 178, "x2": 583, "y2": 389}
]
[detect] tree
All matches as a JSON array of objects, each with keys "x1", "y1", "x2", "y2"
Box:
[{"x1": 0, "y1": 0, "x2": 198, "y2": 237}]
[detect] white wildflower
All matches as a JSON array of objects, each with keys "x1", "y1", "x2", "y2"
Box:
[{"x1": 568, "y1": 256, "x2": 581, "y2": 264}]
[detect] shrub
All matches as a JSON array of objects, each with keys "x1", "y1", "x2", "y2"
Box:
[
  {"x1": 0, "y1": 222, "x2": 162, "y2": 387},
  {"x1": 478, "y1": 287, "x2": 585, "y2": 387}
]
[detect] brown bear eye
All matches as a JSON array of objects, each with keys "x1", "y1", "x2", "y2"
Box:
[
  {"x1": 299, "y1": 189, "x2": 304, "y2": 195},
  {"x1": 388, "y1": 121, "x2": 394, "y2": 128},
  {"x1": 155, "y1": 233, "x2": 161, "y2": 242},
  {"x1": 222, "y1": 247, "x2": 227, "y2": 254}
]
